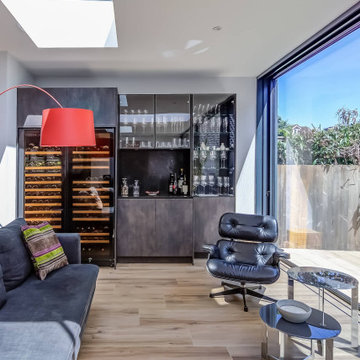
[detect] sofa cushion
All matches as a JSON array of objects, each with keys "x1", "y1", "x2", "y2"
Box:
[
  {"x1": 0, "y1": 218, "x2": 32, "y2": 291},
  {"x1": 21, "y1": 222, "x2": 68, "y2": 280},
  {"x1": 0, "y1": 263, "x2": 99, "y2": 360},
  {"x1": 0, "y1": 265, "x2": 6, "y2": 308}
]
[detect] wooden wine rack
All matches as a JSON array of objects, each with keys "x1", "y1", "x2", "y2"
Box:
[
  {"x1": 72, "y1": 151, "x2": 110, "y2": 155},
  {"x1": 72, "y1": 158, "x2": 110, "y2": 162}
]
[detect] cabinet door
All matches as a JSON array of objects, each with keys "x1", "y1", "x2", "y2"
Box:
[
  {"x1": 155, "y1": 199, "x2": 193, "y2": 257},
  {"x1": 194, "y1": 197, "x2": 235, "y2": 254},
  {"x1": 17, "y1": 88, "x2": 118, "y2": 127},
  {"x1": 117, "y1": 199, "x2": 156, "y2": 257}
]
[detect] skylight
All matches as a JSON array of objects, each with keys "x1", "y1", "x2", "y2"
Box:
[{"x1": 1, "y1": 0, "x2": 118, "y2": 48}]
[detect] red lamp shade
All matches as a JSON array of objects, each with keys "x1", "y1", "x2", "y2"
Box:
[{"x1": 40, "y1": 108, "x2": 96, "y2": 147}]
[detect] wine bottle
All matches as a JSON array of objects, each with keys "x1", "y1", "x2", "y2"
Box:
[
  {"x1": 178, "y1": 168, "x2": 184, "y2": 195},
  {"x1": 182, "y1": 175, "x2": 188, "y2": 196},
  {"x1": 168, "y1": 173, "x2": 174, "y2": 195},
  {"x1": 173, "y1": 173, "x2": 178, "y2": 195}
]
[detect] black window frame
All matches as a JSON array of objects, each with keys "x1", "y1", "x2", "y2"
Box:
[{"x1": 256, "y1": 3, "x2": 360, "y2": 216}]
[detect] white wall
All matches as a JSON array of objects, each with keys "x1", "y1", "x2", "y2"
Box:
[
  {"x1": 0, "y1": 52, "x2": 33, "y2": 226},
  {"x1": 36, "y1": 74, "x2": 257, "y2": 213}
]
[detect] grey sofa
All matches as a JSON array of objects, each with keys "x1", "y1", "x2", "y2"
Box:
[{"x1": 0, "y1": 218, "x2": 99, "y2": 360}]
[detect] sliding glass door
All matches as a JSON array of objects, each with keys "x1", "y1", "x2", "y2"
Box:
[{"x1": 275, "y1": 27, "x2": 360, "y2": 291}]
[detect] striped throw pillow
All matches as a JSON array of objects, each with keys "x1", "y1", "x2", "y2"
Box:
[{"x1": 21, "y1": 222, "x2": 68, "y2": 280}]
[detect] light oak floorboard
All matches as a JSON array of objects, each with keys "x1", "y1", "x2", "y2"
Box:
[{"x1": 79, "y1": 261, "x2": 359, "y2": 359}]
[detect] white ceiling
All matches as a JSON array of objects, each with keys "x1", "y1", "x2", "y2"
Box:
[{"x1": 0, "y1": 0, "x2": 358, "y2": 77}]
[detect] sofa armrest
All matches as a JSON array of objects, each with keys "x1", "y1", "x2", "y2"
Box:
[
  {"x1": 273, "y1": 248, "x2": 290, "y2": 264},
  {"x1": 202, "y1": 244, "x2": 220, "y2": 259},
  {"x1": 57, "y1": 233, "x2": 81, "y2": 264}
]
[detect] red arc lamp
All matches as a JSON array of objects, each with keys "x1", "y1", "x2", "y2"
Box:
[{"x1": 0, "y1": 84, "x2": 96, "y2": 147}]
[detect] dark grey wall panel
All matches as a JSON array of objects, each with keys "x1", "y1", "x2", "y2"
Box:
[
  {"x1": 17, "y1": 87, "x2": 118, "y2": 127},
  {"x1": 117, "y1": 199, "x2": 156, "y2": 256},
  {"x1": 155, "y1": 199, "x2": 193, "y2": 256},
  {"x1": 194, "y1": 197, "x2": 235, "y2": 253}
]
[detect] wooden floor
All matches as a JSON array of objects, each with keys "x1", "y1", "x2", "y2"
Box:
[{"x1": 79, "y1": 261, "x2": 360, "y2": 359}]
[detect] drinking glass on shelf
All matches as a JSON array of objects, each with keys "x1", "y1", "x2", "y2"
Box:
[
  {"x1": 200, "y1": 175, "x2": 207, "y2": 196},
  {"x1": 125, "y1": 137, "x2": 129, "y2": 148},
  {"x1": 217, "y1": 176, "x2": 223, "y2": 195},
  {"x1": 193, "y1": 148, "x2": 199, "y2": 169},
  {"x1": 177, "y1": 138, "x2": 182, "y2": 148},
  {"x1": 172, "y1": 138, "x2": 177, "y2": 148},
  {"x1": 223, "y1": 176, "x2": 230, "y2": 195},
  {"x1": 210, "y1": 117, "x2": 216, "y2": 133},
  {"x1": 200, "y1": 148, "x2": 207, "y2": 166},
  {"x1": 209, "y1": 147, "x2": 217, "y2": 169},
  {"x1": 193, "y1": 175, "x2": 200, "y2": 195},
  {"x1": 220, "y1": 150, "x2": 227, "y2": 169},
  {"x1": 208, "y1": 175, "x2": 215, "y2": 195},
  {"x1": 131, "y1": 137, "x2": 135, "y2": 148},
  {"x1": 222, "y1": 116, "x2": 228, "y2": 133},
  {"x1": 133, "y1": 180, "x2": 140, "y2": 197},
  {"x1": 215, "y1": 116, "x2": 222, "y2": 133}
]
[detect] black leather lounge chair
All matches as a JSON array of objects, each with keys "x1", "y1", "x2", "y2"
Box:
[{"x1": 203, "y1": 212, "x2": 289, "y2": 311}]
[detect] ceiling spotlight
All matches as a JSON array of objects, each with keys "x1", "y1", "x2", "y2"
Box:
[{"x1": 212, "y1": 25, "x2": 222, "y2": 31}]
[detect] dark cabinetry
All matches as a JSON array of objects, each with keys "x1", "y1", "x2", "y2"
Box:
[
  {"x1": 117, "y1": 198, "x2": 193, "y2": 259},
  {"x1": 117, "y1": 199, "x2": 156, "y2": 256},
  {"x1": 193, "y1": 197, "x2": 235, "y2": 255},
  {"x1": 155, "y1": 199, "x2": 193, "y2": 257},
  {"x1": 17, "y1": 88, "x2": 118, "y2": 127}
]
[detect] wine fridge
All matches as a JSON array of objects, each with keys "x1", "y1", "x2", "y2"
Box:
[{"x1": 19, "y1": 128, "x2": 116, "y2": 266}]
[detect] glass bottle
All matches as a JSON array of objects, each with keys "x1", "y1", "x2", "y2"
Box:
[
  {"x1": 178, "y1": 168, "x2": 184, "y2": 195},
  {"x1": 121, "y1": 178, "x2": 129, "y2": 197},
  {"x1": 168, "y1": 173, "x2": 174, "y2": 195},
  {"x1": 182, "y1": 175, "x2": 188, "y2": 196},
  {"x1": 133, "y1": 179, "x2": 140, "y2": 197}
]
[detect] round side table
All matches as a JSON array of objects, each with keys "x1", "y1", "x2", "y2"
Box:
[
  {"x1": 287, "y1": 266, "x2": 358, "y2": 348},
  {"x1": 260, "y1": 303, "x2": 341, "y2": 360}
]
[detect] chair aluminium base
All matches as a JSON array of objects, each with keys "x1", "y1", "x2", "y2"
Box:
[{"x1": 209, "y1": 282, "x2": 276, "y2": 312}]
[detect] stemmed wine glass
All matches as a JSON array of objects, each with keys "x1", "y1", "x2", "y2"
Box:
[
  {"x1": 200, "y1": 175, "x2": 207, "y2": 196},
  {"x1": 223, "y1": 176, "x2": 230, "y2": 195},
  {"x1": 200, "y1": 148, "x2": 208, "y2": 166},
  {"x1": 217, "y1": 176, "x2": 223, "y2": 196},
  {"x1": 209, "y1": 147, "x2": 217, "y2": 169},
  {"x1": 220, "y1": 150, "x2": 227, "y2": 169},
  {"x1": 208, "y1": 175, "x2": 215, "y2": 195}
]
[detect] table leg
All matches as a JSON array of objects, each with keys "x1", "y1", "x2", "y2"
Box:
[
  {"x1": 325, "y1": 338, "x2": 333, "y2": 360},
  {"x1": 261, "y1": 324, "x2": 268, "y2": 359},
  {"x1": 351, "y1": 286, "x2": 358, "y2": 348},
  {"x1": 288, "y1": 277, "x2": 294, "y2": 300},
  {"x1": 279, "y1": 332, "x2": 286, "y2": 360}
]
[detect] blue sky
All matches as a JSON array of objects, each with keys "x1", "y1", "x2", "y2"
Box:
[{"x1": 278, "y1": 27, "x2": 360, "y2": 128}]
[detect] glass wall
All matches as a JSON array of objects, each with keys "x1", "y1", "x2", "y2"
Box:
[{"x1": 276, "y1": 27, "x2": 360, "y2": 288}]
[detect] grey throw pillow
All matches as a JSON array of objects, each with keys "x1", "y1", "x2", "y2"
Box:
[{"x1": 0, "y1": 218, "x2": 33, "y2": 290}]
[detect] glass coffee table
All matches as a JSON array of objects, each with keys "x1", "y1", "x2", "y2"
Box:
[
  {"x1": 260, "y1": 303, "x2": 341, "y2": 359},
  {"x1": 287, "y1": 266, "x2": 358, "y2": 348}
]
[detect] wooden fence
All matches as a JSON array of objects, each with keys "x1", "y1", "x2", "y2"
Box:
[{"x1": 277, "y1": 165, "x2": 360, "y2": 250}]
